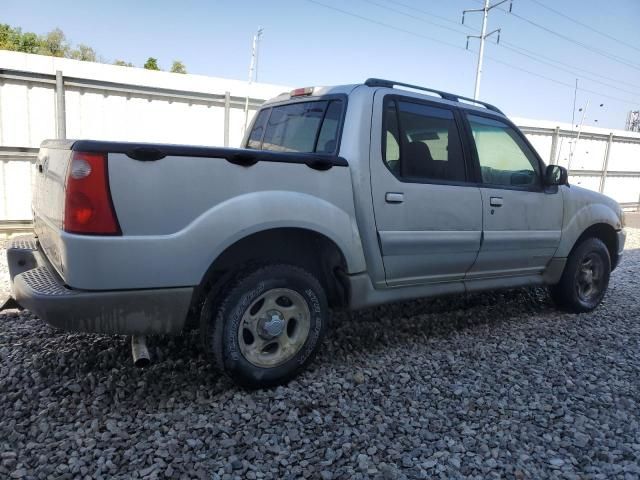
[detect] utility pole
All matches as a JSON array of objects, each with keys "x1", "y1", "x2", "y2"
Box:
[
  {"x1": 463, "y1": 0, "x2": 511, "y2": 100},
  {"x1": 567, "y1": 101, "x2": 605, "y2": 172},
  {"x1": 243, "y1": 27, "x2": 264, "y2": 135},
  {"x1": 571, "y1": 78, "x2": 578, "y2": 128},
  {"x1": 556, "y1": 78, "x2": 578, "y2": 165},
  {"x1": 568, "y1": 98, "x2": 589, "y2": 172}
]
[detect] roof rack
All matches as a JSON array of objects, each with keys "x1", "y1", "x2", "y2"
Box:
[{"x1": 364, "y1": 78, "x2": 504, "y2": 115}]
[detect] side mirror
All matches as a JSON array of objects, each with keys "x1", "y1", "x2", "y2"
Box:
[{"x1": 544, "y1": 165, "x2": 568, "y2": 186}]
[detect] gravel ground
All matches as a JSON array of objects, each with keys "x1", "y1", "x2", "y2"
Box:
[{"x1": 1, "y1": 230, "x2": 640, "y2": 480}]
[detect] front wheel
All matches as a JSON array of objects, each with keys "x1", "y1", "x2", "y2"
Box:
[
  {"x1": 201, "y1": 264, "x2": 328, "y2": 388},
  {"x1": 550, "y1": 237, "x2": 611, "y2": 313}
]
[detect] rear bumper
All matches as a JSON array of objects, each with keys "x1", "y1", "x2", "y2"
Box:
[{"x1": 6, "y1": 235, "x2": 193, "y2": 335}]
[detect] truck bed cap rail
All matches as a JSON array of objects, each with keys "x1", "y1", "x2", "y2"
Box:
[
  {"x1": 68, "y1": 140, "x2": 348, "y2": 171},
  {"x1": 364, "y1": 78, "x2": 504, "y2": 115}
]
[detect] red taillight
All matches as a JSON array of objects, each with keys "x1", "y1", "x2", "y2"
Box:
[{"x1": 64, "y1": 151, "x2": 121, "y2": 235}]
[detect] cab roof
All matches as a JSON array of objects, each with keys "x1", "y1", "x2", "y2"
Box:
[{"x1": 262, "y1": 78, "x2": 505, "y2": 117}]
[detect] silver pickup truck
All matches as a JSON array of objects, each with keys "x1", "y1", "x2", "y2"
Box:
[{"x1": 5, "y1": 78, "x2": 626, "y2": 388}]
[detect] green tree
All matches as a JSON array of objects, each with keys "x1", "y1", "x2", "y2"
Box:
[
  {"x1": 170, "y1": 60, "x2": 187, "y2": 74},
  {"x1": 0, "y1": 25, "x2": 39, "y2": 54},
  {"x1": 39, "y1": 28, "x2": 69, "y2": 57},
  {"x1": 0, "y1": 24, "x2": 197, "y2": 75},
  {"x1": 17, "y1": 31, "x2": 40, "y2": 53},
  {"x1": 113, "y1": 59, "x2": 134, "y2": 67},
  {"x1": 143, "y1": 57, "x2": 160, "y2": 71},
  {"x1": 70, "y1": 44, "x2": 97, "y2": 62},
  {"x1": 0, "y1": 24, "x2": 19, "y2": 50}
]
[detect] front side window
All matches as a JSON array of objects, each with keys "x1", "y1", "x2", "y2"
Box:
[
  {"x1": 247, "y1": 100, "x2": 343, "y2": 153},
  {"x1": 467, "y1": 114, "x2": 540, "y2": 188},
  {"x1": 383, "y1": 98, "x2": 466, "y2": 182}
]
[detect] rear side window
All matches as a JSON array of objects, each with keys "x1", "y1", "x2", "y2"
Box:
[
  {"x1": 383, "y1": 98, "x2": 466, "y2": 182},
  {"x1": 315, "y1": 101, "x2": 343, "y2": 153},
  {"x1": 247, "y1": 109, "x2": 270, "y2": 149},
  {"x1": 248, "y1": 100, "x2": 343, "y2": 153}
]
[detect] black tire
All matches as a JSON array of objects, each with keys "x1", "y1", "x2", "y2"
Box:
[
  {"x1": 550, "y1": 237, "x2": 611, "y2": 313},
  {"x1": 200, "y1": 264, "x2": 328, "y2": 388}
]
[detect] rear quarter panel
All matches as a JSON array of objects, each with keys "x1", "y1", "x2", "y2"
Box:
[
  {"x1": 60, "y1": 154, "x2": 366, "y2": 290},
  {"x1": 32, "y1": 143, "x2": 73, "y2": 277}
]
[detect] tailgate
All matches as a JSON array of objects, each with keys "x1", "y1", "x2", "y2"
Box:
[{"x1": 33, "y1": 140, "x2": 75, "y2": 278}]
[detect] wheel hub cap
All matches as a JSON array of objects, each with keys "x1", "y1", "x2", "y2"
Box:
[
  {"x1": 237, "y1": 288, "x2": 311, "y2": 368},
  {"x1": 258, "y1": 310, "x2": 286, "y2": 339}
]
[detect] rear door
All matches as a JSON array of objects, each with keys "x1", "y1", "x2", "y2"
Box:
[
  {"x1": 369, "y1": 92, "x2": 483, "y2": 286},
  {"x1": 463, "y1": 113, "x2": 563, "y2": 278}
]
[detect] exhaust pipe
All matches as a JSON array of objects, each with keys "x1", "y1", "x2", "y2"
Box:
[{"x1": 131, "y1": 335, "x2": 150, "y2": 368}]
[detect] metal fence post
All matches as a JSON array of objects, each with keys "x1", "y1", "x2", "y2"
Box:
[
  {"x1": 55, "y1": 70, "x2": 66, "y2": 139},
  {"x1": 549, "y1": 126, "x2": 560, "y2": 165},
  {"x1": 223, "y1": 91, "x2": 230, "y2": 147},
  {"x1": 599, "y1": 132, "x2": 613, "y2": 193}
]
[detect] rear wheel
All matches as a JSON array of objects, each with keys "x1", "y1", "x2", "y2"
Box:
[
  {"x1": 201, "y1": 264, "x2": 328, "y2": 388},
  {"x1": 551, "y1": 237, "x2": 611, "y2": 313}
]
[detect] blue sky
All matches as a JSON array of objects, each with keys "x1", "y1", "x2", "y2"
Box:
[{"x1": 3, "y1": 0, "x2": 639, "y2": 128}]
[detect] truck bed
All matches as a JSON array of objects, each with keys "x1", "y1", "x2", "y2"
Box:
[{"x1": 33, "y1": 139, "x2": 362, "y2": 291}]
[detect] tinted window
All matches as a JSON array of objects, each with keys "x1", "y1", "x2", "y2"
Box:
[
  {"x1": 467, "y1": 114, "x2": 540, "y2": 187},
  {"x1": 383, "y1": 101, "x2": 401, "y2": 175},
  {"x1": 316, "y1": 101, "x2": 343, "y2": 153},
  {"x1": 247, "y1": 109, "x2": 269, "y2": 149},
  {"x1": 249, "y1": 100, "x2": 343, "y2": 153},
  {"x1": 383, "y1": 99, "x2": 466, "y2": 182}
]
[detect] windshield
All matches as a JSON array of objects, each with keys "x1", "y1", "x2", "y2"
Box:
[{"x1": 247, "y1": 99, "x2": 343, "y2": 154}]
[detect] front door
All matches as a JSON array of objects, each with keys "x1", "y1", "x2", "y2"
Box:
[
  {"x1": 370, "y1": 92, "x2": 483, "y2": 287},
  {"x1": 463, "y1": 113, "x2": 563, "y2": 279}
]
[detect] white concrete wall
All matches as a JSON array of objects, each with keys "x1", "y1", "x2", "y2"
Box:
[
  {"x1": 0, "y1": 151, "x2": 35, "y2": 221},
  {"x1": 514, "y1": 117, "x2": 640, "y2": 206},
  {"x1": 1, "y1": 50, "x2": 639, "y2": 222},
  {"x1": 0, "y1": 50, "x2": 288, "y2": 149},
  {"x1": 0, "y1": 51, "x2": 290, "y2": 221}
]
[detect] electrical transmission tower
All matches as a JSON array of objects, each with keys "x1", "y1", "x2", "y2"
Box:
[
  {"x1": 626, "y1": 111, "x2": 640, "y2": 132},
  {"x1": 462, "y1": 0, "x2": 511, "y2": 100}
]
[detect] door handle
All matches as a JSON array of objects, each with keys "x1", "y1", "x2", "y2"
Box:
[
  {"x1": 490, "y1": 196, "x2": 503, "y2": 207},
  {"x1": 385, "y1": 192, "x2": 404, "y2": 203}
]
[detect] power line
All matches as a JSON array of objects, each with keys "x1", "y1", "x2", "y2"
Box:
[
  {"x1": 526, "y1": 0, "x2": 640, "y2": 54},
  {"x1": 362, "y1": 0, "x2": 469, "y2": 36},
  {"x1": 377, "y1": 0, "x2": 640, "y2": 93},
  {"x1": 484, "y1": 53, "x2": 640, "y2": 105},
  {"x1": 499, "y1": 43, "x2": 640, "y2": 100},
  {"x1": 385, "y1": 0, "x2": 473, "y2": 30},
  {"x1": 305, "y1": 0, "x2": 467, "y2": 51},
  {"x1": 483, "y1": 54, "x2": 575, "y2": 88},
  {"x1": 441, "y1": 0, "x2": 640, "y2": 72},
  {"x1": 500, "y1": 40, "x2": 640, "y2": 92},
  {"x1": 505, "y1": 9, "x2": 640, "y2": 72},
  {"x1": 304, "y1": 0, "x2": 639, "y2": 106}
]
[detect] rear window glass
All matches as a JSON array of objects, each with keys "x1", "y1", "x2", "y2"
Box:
[{"x1": 247, "y1": 100, "x2": 343, "y2": 153}]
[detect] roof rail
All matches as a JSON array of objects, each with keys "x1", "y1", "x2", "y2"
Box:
[{"x1": 364, "y1": 78, "x2": 504, "y2": 115}]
